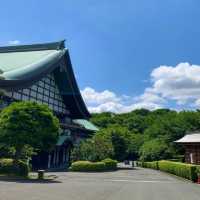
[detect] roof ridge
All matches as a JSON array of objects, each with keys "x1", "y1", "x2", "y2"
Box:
[{"x1": 0, "y1": 40, "x2": 65, "y2": 53}]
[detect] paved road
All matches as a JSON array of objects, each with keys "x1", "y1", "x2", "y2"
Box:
[{"x1": 0, "y1": 167, "x2": 200, "y2": 200}]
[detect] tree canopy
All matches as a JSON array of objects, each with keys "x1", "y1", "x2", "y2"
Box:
[
  {"x1": 72, "y1": 132, "x2": 114, "y2": 162},
  {"x1": 88, "y1": 109, "x2": 200, "y2": 161},
  {"x1": 0, "y1": 101, "x2": 59, "y2": 159}
]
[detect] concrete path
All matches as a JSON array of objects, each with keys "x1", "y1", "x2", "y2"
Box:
[{"x1": 0, "y1": 167, "x2": 200, "y2": 200}]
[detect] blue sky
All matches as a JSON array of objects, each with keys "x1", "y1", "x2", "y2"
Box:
[{"x1": 1, "y1": 0, "x2": 200, "y2": 112}]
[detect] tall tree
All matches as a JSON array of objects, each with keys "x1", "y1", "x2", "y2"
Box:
[{"x1": 0, "y1": 101, "x2": 59, "y2": 160}]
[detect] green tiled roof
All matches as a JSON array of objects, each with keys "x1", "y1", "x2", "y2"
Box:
[
  {"x1": 0, "y1": 40, "x2": 90, "y2": 119},
  {"x1": 0, "y1": 49, "x2": 64, "y2": 80},
  {"x1": 0, "y1": 41, "x2": 65, "y2": 80},
  {"x1": 56, "y1": 135, "x2": 72, "y2": 146},
  {"x1": 0, "y1": 50, "x2": 56, "y2": 73},
  {"x1": 73, "y1": 119, "x2": 99, "y2": 132}
]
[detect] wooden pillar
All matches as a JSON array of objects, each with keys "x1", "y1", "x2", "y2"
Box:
[
  {"x1": 68, "y1": 147, "x2": 70, "y2": 162},
  {"x1": 53, "y1": 149, "x2": 57, "y2": 166},
  {"x1": 56, "y1": 147, "x2": 59, "y2": 166},
  {"x1": 47, "y1": 154, "x2": 51, "y2": 168},
  {"x1": 63, "y1": 148, "x2": 65, "y2": 163},
  {"x1": 190, "y1": 153, "x2": 194, "y2": 164},
  {"x1": 65, "y1": 147, "x2": 68, "y2": 163}
]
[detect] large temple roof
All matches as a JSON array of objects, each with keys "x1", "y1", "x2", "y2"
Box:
[
  {"x1": 0, "y1": 41, "x2": 65, "y2": 81},
  {"x1": 0, "y1": 41, "x2": 90, "y2": 119},
  {"x1": 0, "y1": 49, "x2": 63, "y2": 79}
]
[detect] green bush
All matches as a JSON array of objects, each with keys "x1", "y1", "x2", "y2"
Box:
[
  {"x1": 136, "y1": 161, "x2": 143, "y2": 167},
  {"x1": 71, "y1": 161, "x2": 106, "y2": 172},
  {"x1": 0, "y1": 159, "x2": 29, "y2": 177},
  {"x1": 142, "y1": 161, "x2": 159, "y2": 170},
  {"x1": 0, "y1": 159, "x2": 14, "y2": 174},
  {"x1": 158, "y1": 160, "x2": 197, "y2": 182},
  {"x1": 71, "y1": 159, "x2": 118, "y2": 172},
  {"x1": 14, "y1": 160, "x2": 29, "y2": 177},
  {"x1": 138, "y1": 160, "x2": 198, "y2": 182},
  {"x1": 102, "y1": 158, "x2": 117, "y2": 170},
  {"x1": 196, "y1": 166, "x2": 200, "y2": 176}
]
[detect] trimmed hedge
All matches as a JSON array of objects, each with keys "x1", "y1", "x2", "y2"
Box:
[
  {"x1": 102, "y1": 158, "x2": 117, "y2": 170},
  {"x1": 158, "y1": 160, "x2": 197, "y2": 182},
  {"x1": 138, "y1": 160, "x2": 198, "y2": 182},
  {"x1": 71, "y1": 161, "x2": 106, "y2": 172},
  {"x1": 142, "y1": 161, "x2": 159, "y2": 170},
  {"x1": 71, "y1": 158, "x2": 118, "y2": 172},
  {"x1": 136, "y1": 161, "x2": 157, "y2": 169},
  {"x1": 0, "y1": 159, "x2": 29, "y2": 177}
]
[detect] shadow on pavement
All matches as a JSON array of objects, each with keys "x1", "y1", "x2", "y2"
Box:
[
  {"x1": 117, "y1": 167, "x2": 137, "y2": 170},
  {"x1": 0, "y1": 175, "x2": 62, "y2": 184}
]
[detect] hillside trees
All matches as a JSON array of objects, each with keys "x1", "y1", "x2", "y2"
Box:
[{"x1": 88, "y1": 109, "x2": 200, "y2": 161}]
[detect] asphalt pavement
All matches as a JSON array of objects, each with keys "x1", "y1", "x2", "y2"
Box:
[{"x1": 0, "y1": 167, "x2": 200, "y2": 200}]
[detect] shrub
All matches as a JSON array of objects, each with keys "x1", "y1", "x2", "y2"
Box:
[
  {"x1": 158, "y1": 160, "x2": 197, "y2": 182},
  {"x1": 138, "y1": 160, "x2": 198, "y2": 182},
  {"x1": 196, "y1": 166, "x2": 200, "y2": 176},
  {"x1": 71, "y1": 161, "x2": 106, "y2": 172},
  {"x1": 102, "y1": 158, "x2": 117, "y2": 170},
  {"x1": 136, "y1": 161, "x2": 143, "y2": 167},
  {"x1": 142, "y1": 161, "x2": 159, "y2": 170},
  {"x1": 14, "y1": 160, "x2": 29, "y2": 177},
  {"x1": 0, "y1": 158, "x2": 29, "y2": 177},
  {"x1": 0, "y1": 159, "x2": 14, "y2": 174}
]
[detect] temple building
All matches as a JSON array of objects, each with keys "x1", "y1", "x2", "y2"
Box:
[
  {"x1": 0, "y1": 40, "x2": 98, "y2": 170},
  {"x1": 175, "y1": 133, "x2": 200, "y2": 165}
]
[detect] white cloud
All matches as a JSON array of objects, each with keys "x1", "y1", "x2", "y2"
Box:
[
  {"x1": 81, "y1": 87, "x2": 120, "y2": 105},
  {"x1": 87, "y1": 102, "x2": 127, "y2": 113},
  {"x1": 195, "y1": 99, "x2": 200, "y2": 107},
  {"x1": 8, "y1": 40, "x2": 20, "y2": 45},
  {"x1": 135, "y1": 89, "x2": 166, "y2": 104},
  {"x1": 150, "y1": 62, "x2": 200, "y2": 106},
  {"x1": 81, "y1": 62, "x2": 200, "y2": 113},
  {"x1": 81, "y1": 87, "x2": 163, "y2": 113}
]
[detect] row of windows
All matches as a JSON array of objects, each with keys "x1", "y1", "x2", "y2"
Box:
[
  {"x1": 36, "y1": 81, "x2": 60, "y2": 94},
  {"x1": 19, "y1": 87, "x2": 62, "y2": 103},
  {"x1": 6, "y1": 73, "x2": 68, "y2": 114},
  {"x1": 10, "y1": 92, "x2": 66, "y2": 113},
  {"x1": 0, "y1": 98, "x2": 71, "y2": 126}
]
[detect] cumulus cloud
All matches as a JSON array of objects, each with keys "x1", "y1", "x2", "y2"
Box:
[
  {"x1": 8, "y1": 40, "x2": 21, "y2": 45},
  {"x1": 150, "y1": 62, "x2": 200, "y2": 106},
  {"x1": 81, "y1": 87, "x2": 163, "y2": 113},
  {"x1": 81, "y1": 87, "x2": 127, "y2": 113},
  {"x1": 81, "y1": 87, "x2": 120, "y2": 105},
  {"x1": 81, "y1": 62, "x2": 200, "y2": 113}
]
